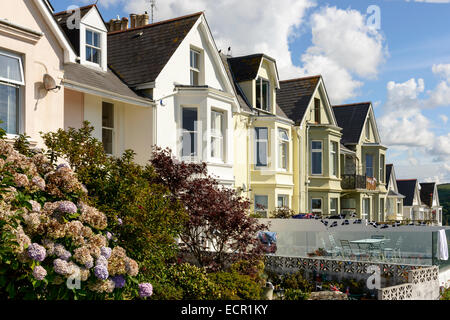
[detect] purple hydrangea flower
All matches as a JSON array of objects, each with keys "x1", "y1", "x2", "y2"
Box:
[
  {"x1": 94, "y1": 264, "x2": 109, "y2": 280},
  {"x1": 53, "y1": 258, "x2": 70, "y2": 275},
  {"x1": 106, "y1": 232, "x2": 113, "y2": 240},
  {"x1": 117, "y1": 218, "x2": 123, "y2": 225},
  {"x1": 27, "y1": 243, "x2": 46, "y2": 262},
  {"x1": 100, "y1": 247, "x2": 112, "y2": 259},
  {"x1": 32, "y1": 266, "x2": 47, "y2": 281},
  {"x1": 111, "y1": 275, "x2": 126, "y2": 289},
  {"x1": 138, "y1": 283, "x2": 153, "y2": 298},
  {"x1": 85, "y1": 260, "x2": 94, "y2": 269},
  {"x1": 96, "y1": 255, "x2": 108, "y2": 267},
  {"x1": 56, "y1": 163, "x2": 70, "y2": 170},
  {"x1": 57, "y1": 201, "x2": 77, "y2": 214}
]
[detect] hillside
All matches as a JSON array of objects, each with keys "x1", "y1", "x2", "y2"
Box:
[{"x1": 438, "y1": 184, "x2": 450, "y2": 225}]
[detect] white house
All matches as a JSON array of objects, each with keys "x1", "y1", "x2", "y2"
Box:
[{"x1": 107, "y1": 12, "x2": 239, "y2": 186}]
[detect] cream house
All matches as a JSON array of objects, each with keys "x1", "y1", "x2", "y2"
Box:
[
  {"x1": 420, "y1": 182, "x2": 443, "y2": 225},
  {"x1": 384, "y1": 164, "x2": 405, "y2": 222},
  {"x1": 397, "y1": 179, "x2": 425, "y2": 222}
]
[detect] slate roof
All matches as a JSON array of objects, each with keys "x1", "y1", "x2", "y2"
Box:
[
  {"x1": 332, "y1": 102, "x2": 371, "y2": 145},
  {"x1": 420, "y1": 182, "x2": 435, "y2": 207},
  {"x1": 227, "y1": 54, "x2": 266, "y2": 82},
  {"x1": 53, "y1": 4, "x2": 98, "y2": 55},
  {"x1": 397, "y1": 179, "x2": 418, "y2": 207},
  {"x1": 63, "y1": 63, "x2": 152, "y2": 103},
  {"x1": 220, "y1": 53, "x2": 252, "y2": 113},
  {"x1": 276, "y1": 76, "x2": 321, "y2": 125},
  {"x1": 107, "y1": 12, "x2": 202, "y2": 86}
]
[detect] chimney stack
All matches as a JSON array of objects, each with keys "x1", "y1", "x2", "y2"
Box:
[
  {"x1": 113, "y1": 20, "x2": 122, "y2": 31},
  {"x1": 142, "y1": 13, "x2": 149, "y2": 26},
  {"x1": 121, "y1": 17, "x2": 129, "y2": 30},
  {"x1": 130, "y1": 14, "x2": 137, "y2": 28}
]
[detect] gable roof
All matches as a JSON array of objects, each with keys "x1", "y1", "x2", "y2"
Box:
[
  {"x1": 276, "y1": 76, "x2": 321, "y2": 125},
  {"x1": 63, "y1": 63, "x2": 153, "y2": 106},
  {"x1": 107, "y1": 12, "x2": 202, "y2": 87},
  {"x1": 227, "y1": 54, "x2": 279, "y2": 83},
  {"x1": 397, "y1": 179, "x2": 418, "y2": 207},
  {"x1": 420, "y1": 182, "x2": 435, "y2": 207},
  {"x1": 332, "y1": 102, "x2": 371, "y2": 145},
  {"x1": 53, "y1": 4, "x2": 98, "y2": 55}
]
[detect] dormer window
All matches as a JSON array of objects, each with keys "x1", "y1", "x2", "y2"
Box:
[
  {"x1": 256, "y1": 78, "x2": 270, "y2": 112},
  {"x1": 190, "y1": 49, "x2": 200, "y2": 86},
  {"x1": 86, "y1": 29, "x2": 101, "y2": 65}
]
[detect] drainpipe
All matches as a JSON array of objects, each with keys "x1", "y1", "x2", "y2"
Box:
[{"x1": 247, "y1": 116, "x2": 255, "y2": 201}]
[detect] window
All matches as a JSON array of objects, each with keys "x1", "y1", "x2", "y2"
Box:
[
  {"x1": 311, "y1": 141, "x2": 322, "y2": 175},
  {"x1": 255, "y1": 195, "x2": 268, "y2": 217},
  {"x1": 311, "y1": 198, "x2": 322, "y2": 215},
  {"x1": 211, "y1": 110, "x2": 224, "y2": 161},
  {"x1": 102, "y1": 102, "x2": 114, "y2": 155},
  {"x1": 256, "y1": 78, "x2": 270, "y2": 111},
  {"x1": 380, "y1": 198, "x2": 385, "y2": 222},
  {"x1": 314, "y1": 98, "x2": 321, "y2": 123},
  {"x1": 255, "y1": 127, "x2": 268, "y2": 167},
  {"x1": 330, "y1": 141, "x2": 338, "y2": 177},
  {"x1": 277, "y1": 195, "x2": 289, "y2": 208},
  {"x1": 190, "y1": 49, "x2": 200, "y2": 86},
  {"x1": 182, "y1": 108, "x2": 198, "y2": 159},
  {"x1": 380, "y1": 154, "x2": 385, "y2": 183},
  {"x1": 330, "y1": 198, "x2": 338, "y2": 216},
  {"x1": 366, "y1": 119, "x2": 370, "y2": 139},
  {"x1": 86, "y1": 30, "x2": 101, "y2": 65},
  {"x1": 362, "y1": 198, "x2": 370, "y2": 220},
  {"x1": 0, "y1": 51, "x2": 24, "y2": 135},
  {"x1": 365, "y1": 154, "x2": 374, "y2": 178},
  {"x1": 278, "y1": 129, "x2": 289, "y2": 170}
]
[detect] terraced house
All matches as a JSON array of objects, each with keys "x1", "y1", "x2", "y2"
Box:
[{"x1": 2, "y1": 0, "x2": 443, "y2": 224}]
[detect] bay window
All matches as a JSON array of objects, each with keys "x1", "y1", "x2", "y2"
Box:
[
  {"x1": 311, "y1": 198, "x2": 322, "y2": 215},
  {"x1": 256, "y1": 78, "x2": 270, "y2": 112},
  {"x1": 330, "y1": 141, "x2": 338, "y2": 177},
  {"x1": 182, "y1": 108, "x2": 198, "y2": 159},
  {"x1": 211, "y1": 110, "x2": 224, "y2": 161},
  {"x1": 380, "y1": 154, "x2": 385, "y2": 183},
  {"x1": 102, "y1": 102, "x2": 114, "y2": 155},
  {"x1": 365, "y1": 154, "x2": 374, "y2": 178},
  {"x1": 255, "y1": 195, "x2": 268, "y2": 217},
  {"x1": 277, "y1": 195, "x2": 289, "y2": 208},
  {"x1": 278, "y1": 128, "x2": 289, "y2": 170},
  {"x1": 255, "y1": 127, "x2": 268, "y2": 167},
  {"x1": 86, "y1": 29, "x2": 101, "y2": 65},
  {"x1": 0, "y1": 51, "x2": 24, "y2": 135},
  {"x1": 362, "y1": 198, "x2": 370, "y2": 220},
  {"x1": 311, "y1": 141, "x2": 322, "y2": 175}
]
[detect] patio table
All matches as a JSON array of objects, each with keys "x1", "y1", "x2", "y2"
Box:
[{"x1": 350, "y1": 239, "x2": 390, "y2": 244}]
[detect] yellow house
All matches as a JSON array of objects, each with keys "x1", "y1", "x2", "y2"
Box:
[
  {"x1": 332, "y1": 102, "x2": 388, "y2": 221},
  {"x1": 277, "y1": 76, "x2": 343, "y2": 216},
  {"x1": 222, "y1": 53, "x2": 295, "y2": 217}
]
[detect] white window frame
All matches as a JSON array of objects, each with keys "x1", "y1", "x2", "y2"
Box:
[
  {"x1": 190, "y1": 49, "x2": 201, "y2": 86},
  {"x1": 311, "y1": 140, "x2": 323, "y2": 175},
  {"x1": 255, "y1": 195, "x2": 269, "y2": 218},
  {"x1": 362, "y1": 198, "x2": 370, "y2": 220},
  {"x1": 102, "y1": 102, "x2": 114, "y2": 155},
  {"x1": 256, "y1": 77, "x2": 270, "y2": 112},
  {"x1": 277, "y1": 194, "x2": 289, "y2": 208},
  {"x1": 330, "y1": 141, "x2": 338, "y2": 177},
  {"x1": 255, "y1": 127, "x2": 268, "y2": 168},
  {"x1": 278, "y1": 128, "x2": 289, "y2": 170},
  {"x1": 181, "y1": 107, "x2": 199, "y2": 161},
  {"x1": 85, "y1": 29, "x2": 101, "y2": 65},
  {"x1": 210, "y1": 110, "x2": 225, "y2": 162},
  {"x1": 0, "y1": 50, "x2": 25, "y2": 86},
  {"x1": 311, "y1": 198, "x2": 322, "y2": 215}
]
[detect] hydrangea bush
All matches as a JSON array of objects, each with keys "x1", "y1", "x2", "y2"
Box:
[{"x1": 0, "y1": 131, "x2": 151, "y2": 300}]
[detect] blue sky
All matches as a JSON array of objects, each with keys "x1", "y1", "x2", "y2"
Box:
[{"x1": 51, "y1": 0, "x2": 450, "y2": 183}]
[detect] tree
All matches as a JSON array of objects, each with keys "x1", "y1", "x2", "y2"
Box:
[{"x1": 150, "y1": 147, "x2": 267, "y2": 271}]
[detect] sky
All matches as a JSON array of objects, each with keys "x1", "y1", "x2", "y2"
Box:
[{"x1": 51, "y1": 0, "x2": 450, "y2": 184}]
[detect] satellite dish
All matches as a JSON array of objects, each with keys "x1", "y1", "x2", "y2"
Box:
[{"x1": 43, "y1": 74, "x2": 60, "y2": 91}]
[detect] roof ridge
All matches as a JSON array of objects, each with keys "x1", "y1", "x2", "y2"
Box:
[
  {"x1": 108, "y1": 11, "x2": 203, "y2": 35},
  {"x1": 332, "y1": 101, "x2": 372, "y2": 108},
  {"x1": 53, "y1": 4, "x2": 96, "y2": 16},
  {"x1": 279, "y1": 75, "x2": 321, "y2": 83},
  {"x1": 397, "y1": 179, "x2": 417, "y2": 181}
]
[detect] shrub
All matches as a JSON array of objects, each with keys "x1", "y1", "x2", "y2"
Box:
[
  {"x1": 283, "y1": 289, "x2": 310, "y2": 300},
  {"x1": 0, "y1": 138, "x2": 144, "y2": 300},
  {"x1": 208, "y1": 271, "x2": 262, "y2": 300},
  {"x1": 281, "y1": 271, "x2": 313, "y2": 293},
  {"x1": 270, "y1": 207, "x2": 296, "y2": 219}
]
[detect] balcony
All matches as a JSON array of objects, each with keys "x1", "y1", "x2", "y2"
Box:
[{"x1": 341, "y1": 174, "x2": 366, "y2": 189}]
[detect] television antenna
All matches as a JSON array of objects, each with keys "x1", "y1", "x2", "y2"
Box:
[{"x1": 149, "y1": 0, "x2": 156, "y2": 23}]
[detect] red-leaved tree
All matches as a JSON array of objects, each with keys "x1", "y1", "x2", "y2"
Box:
[{"x1": 150, "y1": 147, "x2": 267, "y2": 271}]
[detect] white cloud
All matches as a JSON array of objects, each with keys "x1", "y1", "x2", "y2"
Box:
[
  {"x1": 298, "y1": 6, "x2": 387, "y2": 103},
  {"x1": 440, "y1": 114, "x2": 448, "y2": 124}
]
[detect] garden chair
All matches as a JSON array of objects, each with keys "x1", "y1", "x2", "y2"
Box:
[
  {"x1": 328, "y1": 234, "x2": 343, "y2": 258},
  {"x1": 340, "y1": 240, "x2": 364, "y2": 260}
]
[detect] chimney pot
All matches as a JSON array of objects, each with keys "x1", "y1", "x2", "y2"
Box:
[
  {"x1": 113, "y1": 20, "x2": 122, "y2": 31},
  {"x1": 142, "y1": 13, "x2": 149, "y2": 26},
  {"x1": 130, "y1": 14, "x2": 137, "y2": 28},
  {"x1": 121, "y1": 17, "x2": 129, "y2": 30}
]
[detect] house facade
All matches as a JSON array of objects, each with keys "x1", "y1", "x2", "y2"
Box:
[
  {"x1": 420, "y1": 182, "x2": 443, "y2": 226},
  {"x1": 384, "y1": 164, "x2": 405, "y2": 222},
  {"x1": 397, "y1": 179, "x2": 426, "y2": 222}
]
